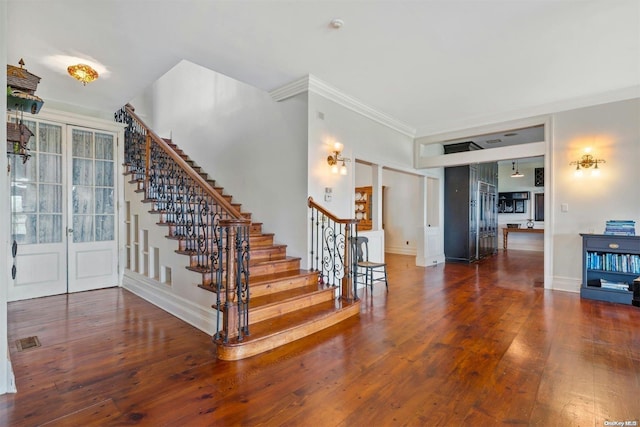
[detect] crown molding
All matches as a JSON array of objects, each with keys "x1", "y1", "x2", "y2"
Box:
[
  {"x1": 415, "y1": 85, "x2": 640, "y2": 137},
  {"x1": 270, "y1": 75, "x2": 416, "y2": 137}
]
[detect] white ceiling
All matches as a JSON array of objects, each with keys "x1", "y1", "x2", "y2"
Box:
[{"x1": 6, "y1": 0, "x2": 640, "y2": 137}]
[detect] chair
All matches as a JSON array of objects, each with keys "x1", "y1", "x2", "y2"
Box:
[{"x1": 351, "y1": 236, "x2": 388, "y2": 291}]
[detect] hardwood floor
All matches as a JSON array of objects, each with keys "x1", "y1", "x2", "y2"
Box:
[{"x1": 1, "y1": 250, "x2": 638, "y2": 426}]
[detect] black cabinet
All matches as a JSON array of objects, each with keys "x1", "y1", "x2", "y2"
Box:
[
  {"x1": 444, "y1": 163, "x2": 498, "y2": 263},
  {"x1": 580, "y1": 233, "x2": 640, "y2": 304}
]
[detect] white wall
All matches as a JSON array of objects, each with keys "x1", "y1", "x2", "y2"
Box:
[
  {"x1": 131, "y1": 60, "x2": 309, "y2": 264},
  {"x1": 551, "y1": 98, "x2": 640, "y2": 292},
  {"x1": 306, "y1": 92, "x2": 419, "y2": 263},
  {"x1": 382, "y1": 169, "x2": 421, "y2": 255},
  {"x1": 355, "y1": 162, "x2": 423, "y2": 255},
  {"x1": 307, "y1": 92, "x2": 416, "y2": 219},
  {"x1": 1, "y1": 0, "x2": 15, "y2": 395},
  {"x1": 498, "y1": 158, "x2": 545, "y2": 251}
]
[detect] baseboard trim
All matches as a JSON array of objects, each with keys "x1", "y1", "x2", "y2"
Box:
[
  {"x1": 123, "y1": 270, "x2": 219, "y2": 335},
  {"x1": 386, "y1": 246, "x2": 417, "y2": 256},
  {"x1": 552, "y1": 276, "x2": 581, "y2": 293},
  {"x1": 416, "y1": 254, "x2": 446, "y2": 267}
]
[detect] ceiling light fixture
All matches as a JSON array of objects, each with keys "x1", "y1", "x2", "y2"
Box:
[
  {"x1": 511, "y1": 160, "x2": 523, "y2": 178},
  {"x1": 67, "y1": 63, "x2": 99, "y2": 86},
  {"x1": 330, "y1": 18, "x2": 344, "y2": 29}
]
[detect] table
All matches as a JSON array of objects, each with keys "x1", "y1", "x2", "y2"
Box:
[{"x1": 502, "y1": 227, "x2": 544, "y2": 249}]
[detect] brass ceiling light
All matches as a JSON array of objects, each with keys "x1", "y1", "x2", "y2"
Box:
[{"x1": 67, "y1": 63, "x2": 98, "y2": 85}]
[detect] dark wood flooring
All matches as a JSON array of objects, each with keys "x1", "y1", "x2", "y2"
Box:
[{"x1": 1, "y1": 251, "x2": 639, "y2": 426}]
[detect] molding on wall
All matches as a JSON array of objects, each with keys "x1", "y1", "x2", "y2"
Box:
[
  {"x1": 386, "y1": 245, "x2": 417, "y2": 256},
  {"x1": 414, "y1": 85, "x2": 640, "y2": 137},
  {"x1": 123, "y1": 271, "x2": 218, "y2": 335},
  {"x1": 416, "y1": 254, "x2": 446, "y2": 267},
  {"x1": 270, "y1": 75, "x2": 416, "y2": 137},
  {"x1": 552, "y1": 276, "x2": 580, "y2": 293}
]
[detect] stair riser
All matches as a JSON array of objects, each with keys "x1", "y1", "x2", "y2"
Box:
[
  {"x1": 250, "y1": 259, "x2": 300, "y2": 276},
  {"x1": 171, "y1": 234, "x2": 272, "y2": 252},
  {"x1": 248, "y1": 289, "x2": 335, "y2": 325},
  {"x1": 250, "y1": 234, "x2": 273, "y2": 247},
  {"x1": 250, "y1": 274, "x2": 318, "y2": 298},
  {"x1": 250, "y1": 246, "x2": 287, "y2": 263},
  {"x1": 182, "y1": 245, "x2": 286, "y2": 268},
  {"x1": 199, "y1": 259, "x2": 301, "y2": 286}
]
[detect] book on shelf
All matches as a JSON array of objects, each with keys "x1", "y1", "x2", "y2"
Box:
[
  {"x1": 599, "y1": 279, "x2": 631, "y2": 291},
  {"x1": 603, "y1": 220, "x2": 636, "y2": 236},
  {"x1": 585, "y1": 252, "x2": 640, "y2": 274}
]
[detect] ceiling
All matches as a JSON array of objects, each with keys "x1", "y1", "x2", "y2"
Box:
[{"x1": 6, "y1": 1, "x2": 640, "y2": 137}]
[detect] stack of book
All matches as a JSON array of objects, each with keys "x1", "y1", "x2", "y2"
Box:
[
  {"x1": 600, "y1": 279, "x2": 631, "y2": 291},
  {"x1": 604, "y1": 220, "x2": 636, "y2": 236}
]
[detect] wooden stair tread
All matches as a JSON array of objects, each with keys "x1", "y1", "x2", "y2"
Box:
[{"x1": 216, "y1": 298, "x2": 360, "y2": 360}]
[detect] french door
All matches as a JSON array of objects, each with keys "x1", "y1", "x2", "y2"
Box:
[{"x1": 8, "y1": 118, "x2": 118, "y2": 301}]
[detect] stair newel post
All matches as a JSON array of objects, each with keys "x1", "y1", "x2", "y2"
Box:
[
  {"x1": 236, "y1": 222, "x2": 250, "y2": 340},
  {"x1": 342, "y1": 221, "x2": 355, "y2": 302},
  {"x1": 220, "y1": 218, "x2": 250, "y2": 342}
]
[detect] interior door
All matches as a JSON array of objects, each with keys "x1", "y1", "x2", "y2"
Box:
[
  {"x1": 67, "y1": 127, "x2": 118, "y2": 293},
  {"x1": 8, "y1": 119, "x2": 67, "y2": 301}
]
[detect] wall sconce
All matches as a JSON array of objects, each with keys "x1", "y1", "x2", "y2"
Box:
[
  {"x1": 570, "y1": 149, "x2": 605, "y2": 177},
  {"x1": 327, "y1": 142, "x2": 350, "y2": 175},
  {"x1": 511, "y1": 160, "x2": 523, "y2": 178}
]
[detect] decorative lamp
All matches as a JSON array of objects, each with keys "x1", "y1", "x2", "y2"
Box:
[
  {"x1": 67, "y1": 63, "x2": 99, "y2": 85},
  {"x1": 570, "y1": 150, "x2": 605, "y2": 177},
  {"x1": 327, "y1": 142, "x2": 350, "y2": 175},
  {"x1": 511, "y1": 160, "x2": 523, "y2": 178}
]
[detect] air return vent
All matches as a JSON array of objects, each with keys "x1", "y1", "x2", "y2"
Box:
[{"x1": 443, "y1": 141, "x2": 483, "y2": 154}]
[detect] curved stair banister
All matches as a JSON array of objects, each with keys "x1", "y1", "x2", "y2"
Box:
[
  {"x1": 307, "y1": 197, "x2": 359, "y2": 302},
  {"x1": 115, "y1": 105, "x2": 250, "y2": 344}
]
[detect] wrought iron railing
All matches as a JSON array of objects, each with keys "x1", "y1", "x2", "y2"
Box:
[
  {"x1": 115, "y1": 105, "x2": 250, "y2": 343},
  {"x1": 307, "y1": 197, "x2": 359, "y2": 302}
]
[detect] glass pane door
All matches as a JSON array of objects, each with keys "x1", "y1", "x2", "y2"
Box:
[
  {"x1": 8, "y1": 119, "x2": 67, "y2": 301},
  {"x1": 68, "y1": 127, "x2": 118, "y2": 293},
  {"x1": 71, "y1": 129, "x2": 115, "y2": 243}
]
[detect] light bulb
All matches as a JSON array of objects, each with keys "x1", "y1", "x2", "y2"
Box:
[
  {"x1": 340, "y1": 162, "x2": 348, "y2": 175},
  {"x1": 331, "y1": 164, "x2": 339, "y2": 174}
]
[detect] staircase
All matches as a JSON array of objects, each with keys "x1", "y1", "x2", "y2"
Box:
[{"x1": 116, "y1": 105, "x2": 360, "y2": 360}]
